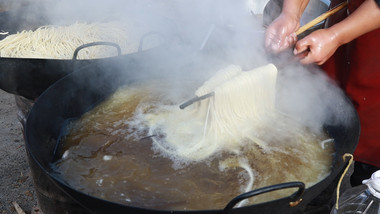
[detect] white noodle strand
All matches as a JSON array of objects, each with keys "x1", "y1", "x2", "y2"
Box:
[
  {"x1": 0, "y1": 22, "x2": 147, "y2": 59},
  {"x1": 146, "y1": 64, "x2": 279, "y2": 161}
]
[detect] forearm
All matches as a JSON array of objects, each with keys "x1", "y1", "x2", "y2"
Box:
[
  {"x1": 329, "y1": 0, "x2": 380, "y2": 45},
  {"x1": 282, "y1": 0, "x2": 310, "y2": 21}
]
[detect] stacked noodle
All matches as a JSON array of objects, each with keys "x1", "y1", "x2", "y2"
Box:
[
  {"x1": 146, "y1": 64, "x2": 284, "y2": 161},
  {"x1": 0, "y1": 22, "x2": 141, "y2": 59}
]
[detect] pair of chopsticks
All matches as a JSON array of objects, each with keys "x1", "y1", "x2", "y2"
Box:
[
  {"x1": 179, "y1": 1, "x2": 348, "y2": 110},
  {"x1": 296, "y1": 1, "x2": 348, "y2": 35}
]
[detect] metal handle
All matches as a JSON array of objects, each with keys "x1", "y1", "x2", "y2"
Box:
[
  {"x1": 179, "y1": 92, "x2": 215, "y2": 110},
  {"x1": 72, "y1": 41, "x2": 122, "y2": 60},
  {"x1": 223, "y1": 181, "x2": 305, "y2": 212},
  {"x1": 138, "y1": 31, "x2": 167, "y2": 52}
]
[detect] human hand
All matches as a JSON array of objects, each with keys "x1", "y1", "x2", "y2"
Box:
[
  {"x1": 265, "y1": 13, "x2": 300, "y2": 53},
  {"x1": 293, "y1": 29, "x2": 340, "y2": 65}
]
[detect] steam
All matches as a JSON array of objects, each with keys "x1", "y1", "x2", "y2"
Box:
[
  {"x1": 2, "y1": 0, "x2": 355, "y2": 132},
  {"x1": 276, "y1": 63, "x2": 355, "y2": 133}
]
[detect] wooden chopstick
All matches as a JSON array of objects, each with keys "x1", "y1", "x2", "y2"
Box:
[{"x1": 296, "y1": 1, "x2": 348, "y2": 35}]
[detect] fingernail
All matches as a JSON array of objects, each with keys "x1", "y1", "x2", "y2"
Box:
[{"x1": 293, "y1": 49, "x2": 298, "y2": 55}]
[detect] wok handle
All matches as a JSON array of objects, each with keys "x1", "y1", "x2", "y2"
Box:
[
  {"x1": 223, "y1": 181, "x2": 305, "y2": 212},
  {"x1": 72, "y1": 41, "x2": 122, "y2": 60},
  {"x1": 138, "y1": 31, "x2": 166, "y2": 52}
]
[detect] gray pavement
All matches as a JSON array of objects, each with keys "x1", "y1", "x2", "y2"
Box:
[{"x1": 0, "y1": 90, "x2": 37, "y2": 213}]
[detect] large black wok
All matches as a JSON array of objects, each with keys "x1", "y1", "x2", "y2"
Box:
[
  {"x1": 25, "y1": 46, "x2": 360, "y2": 214},
  {"x1": 0, "y1": 38, "x2": 165, "y2": 100},
  {"x1": 0, "y1": 6, "x2": 170, "y2": 100}
]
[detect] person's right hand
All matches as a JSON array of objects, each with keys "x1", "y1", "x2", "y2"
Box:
[
  {"x1": 294, "y1": 28, "x2": 340, "y2": 65},
  {"x1": 265, "y1": 13, "x2": 300, "y2": 53}
]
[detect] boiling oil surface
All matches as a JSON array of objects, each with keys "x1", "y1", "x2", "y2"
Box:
[{"x1": 54, "y1": 81, "x2": 335, "y2": 210}]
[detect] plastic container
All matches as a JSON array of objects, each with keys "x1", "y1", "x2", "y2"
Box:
[{"x1": 331, "y1": 170, "x2": 380, "y2": 214}]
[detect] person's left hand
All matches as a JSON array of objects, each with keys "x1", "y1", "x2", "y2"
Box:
[
  {"x1": 293, "y1": 28, "x2": 340, "y2": 65},
  {"x1": 265, "y1": 13, "x2": 299, "y2": 53}
]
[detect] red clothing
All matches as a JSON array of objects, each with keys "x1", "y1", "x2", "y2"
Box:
[{"x1": 322, "y1": 0, "x2": 380, "y2": 167}]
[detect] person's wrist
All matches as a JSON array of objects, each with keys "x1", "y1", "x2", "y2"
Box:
[
  {"x1": 277, "y1": 12, "x2": 301, "y2": 32},
  {"x1": 327, "y1": 26, "x2": 346, "y2": 47},
  {"x1": 281, "y1": 10, "x2": 301, "y2": 23}
]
